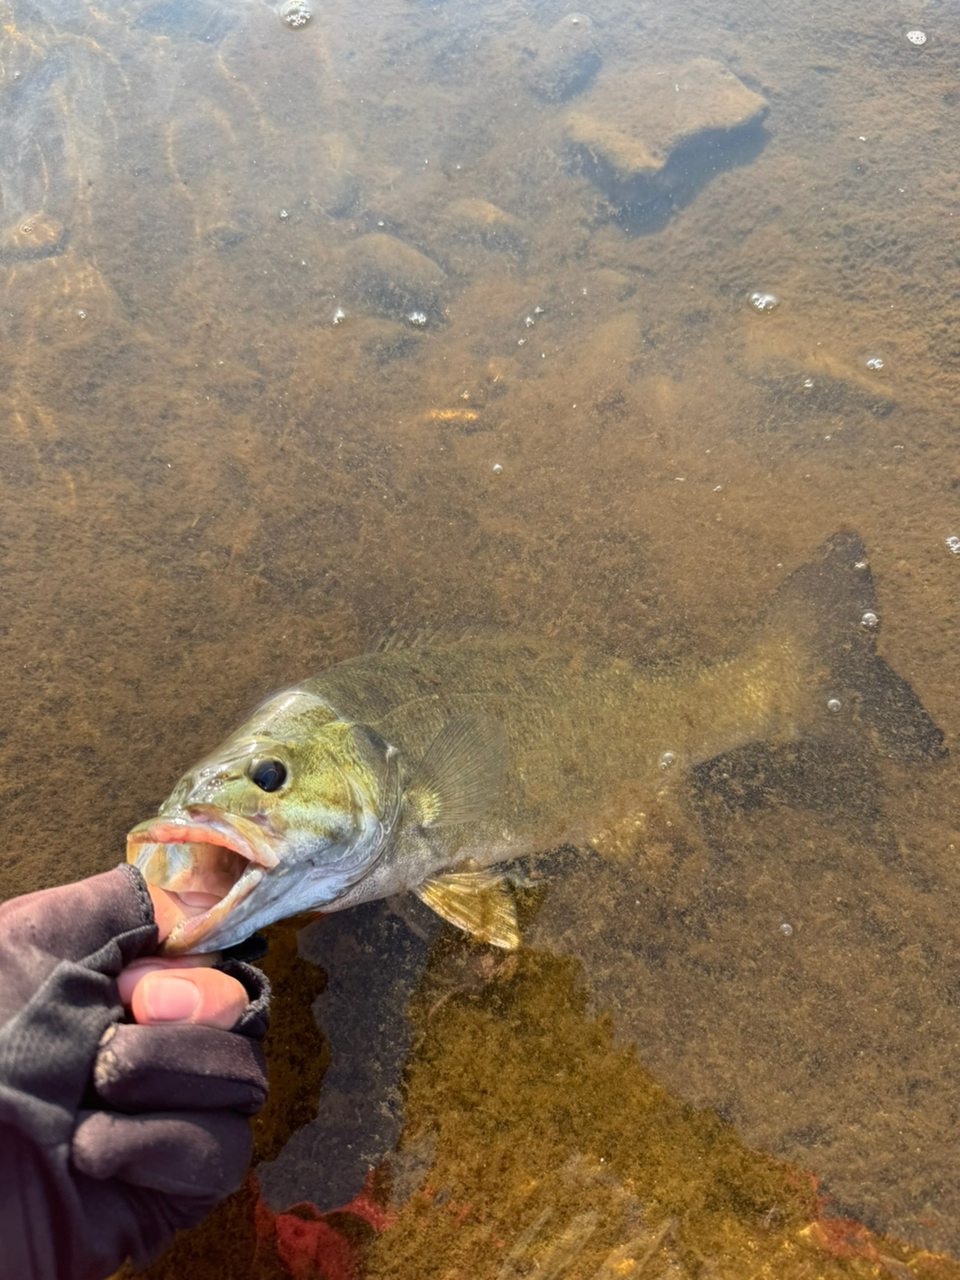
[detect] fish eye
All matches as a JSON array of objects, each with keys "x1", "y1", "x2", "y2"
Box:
[{"x1": 249, "y1": 758, "x2": 288, "y2": 792}]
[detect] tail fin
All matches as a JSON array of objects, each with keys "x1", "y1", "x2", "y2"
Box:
[{"x1": 767, "y1": 531, "x2": 946, "y2": 763}]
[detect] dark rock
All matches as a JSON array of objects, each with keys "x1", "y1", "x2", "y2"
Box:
[
  {"x1": 566, "y1": 58, "x2": 769, "y2": 232},
  {"x1": 344, "y1": 233, "x2": 446, "y2": 322}
]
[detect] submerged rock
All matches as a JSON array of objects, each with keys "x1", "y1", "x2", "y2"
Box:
[
  {"x1": 444, "y1": 197, "x2": 527, "y2": 253},
  {"x1": 344, "y1": 232, "x2": 446, "y2": 322},
  {"x1": 527, "y1": 12, "x2": 602, "y2": 102},
  {"x1": 315, "y1": 131, "x2": 362, "y2": 218},
  {"x1": 0, "y1": 212, "x2": 68, "y2": 262},
  {"x1": 566, "y1": 57, "x2": 768, "y2": 232}
]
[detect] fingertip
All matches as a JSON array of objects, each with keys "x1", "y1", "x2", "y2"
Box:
[
  {"x1": 131, "y1": 971, "x2": 200, "y2": 1024},
  {"x1": 118, "y1": 953, "x2": 218, "y2": 1006},
  {"x1": 132, "y1": 967, "x2": 249, "y2": 1030},
  {"x1": 146, "y1": 884, "x2": 185, "y2": 943}
]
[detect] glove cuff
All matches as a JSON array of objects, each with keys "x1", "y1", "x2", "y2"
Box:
[{"x1": 217, "y1": 958, "x2": 271, "y2": 1039}]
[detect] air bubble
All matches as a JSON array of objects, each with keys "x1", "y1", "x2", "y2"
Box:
[
  {"x1": 826, "y1": 698, "x2": 842, "y2": 713},
  {"x1": 748, "y1": 291, "x2": 779, "y2": 312},
  {"x1": 658, "y1": 750, "x2": 677, "y2": 770},
  {"x1": 279, "y1": 0, "x2": 312, "y2": 28},
  {"x1": 491, "y1": 462, "x2": 503, "y2": 475},
  {"x1": 860, "y1": 611, "x2": 879, "y2": 629},
  {"x1": 779, "y1": 922, "x2": 794, "y2": 937}
]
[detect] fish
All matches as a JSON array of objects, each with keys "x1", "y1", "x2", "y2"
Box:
[{"x1": 127, "y1": 532, "x2": 946, "y2": 955}]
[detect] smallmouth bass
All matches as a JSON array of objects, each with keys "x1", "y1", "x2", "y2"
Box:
[{"x1": 128, "y1": 532, "x2": 945, "y2": 954}]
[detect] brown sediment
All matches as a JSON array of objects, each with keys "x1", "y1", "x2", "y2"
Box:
[
  {"x1": 364, "y1": 938, "x2": 960, "y2": 1280},
  {"x1": 122, "y1": 925, "x2": 960, "y2": 1280}
]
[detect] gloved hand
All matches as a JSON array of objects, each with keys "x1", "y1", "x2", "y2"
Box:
[{"x1": 0, "y1": 864, "x2": 270, "y2": 1280}]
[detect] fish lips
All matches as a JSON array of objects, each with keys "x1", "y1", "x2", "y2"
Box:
[{"x1": 126, "y1": 808, "x2": 280, "y2": 955}]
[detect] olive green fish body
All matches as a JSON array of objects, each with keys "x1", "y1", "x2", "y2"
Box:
[
  {"x1": 300, "y1": 631, "x2": 806, "y2": 890},
  {"x1": 127, "y1": 533, "x2": 945, "y2": 954}
]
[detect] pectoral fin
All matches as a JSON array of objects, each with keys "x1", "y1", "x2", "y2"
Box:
[
  {"x1": 413, "y1": 867, "x2": 521, "y2": 949},
  {"x1": 406, "y1": 715, "x2": 507, "y2": 827}
]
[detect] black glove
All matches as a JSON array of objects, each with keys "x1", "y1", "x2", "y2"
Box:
[{"x1": 0, "y1": 864, "x2": 270, "y2": 1280}]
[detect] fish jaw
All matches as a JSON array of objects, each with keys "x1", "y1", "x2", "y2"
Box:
[
  {"x1": 126, "y1": 801, "x2": 399, "y2": 954},
  {"x1": 127, "y1": 810, "x2": 280, "y2": 954},
  {"x1": 130, "y1": 810, "x2": 281, "y2": 870}
]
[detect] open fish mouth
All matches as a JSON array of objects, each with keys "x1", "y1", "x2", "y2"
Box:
[{"x1": 126, "y1": 808, "x2": 280, "y2": 954}]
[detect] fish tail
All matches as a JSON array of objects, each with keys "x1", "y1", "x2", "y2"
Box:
[{"x1": 767, "y1": 530, "x2": 946, "y2": 762}]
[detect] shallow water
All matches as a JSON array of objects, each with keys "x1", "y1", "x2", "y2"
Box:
[{"x1": 3, "y1": 0, "x2": 960, "y2": 1274}]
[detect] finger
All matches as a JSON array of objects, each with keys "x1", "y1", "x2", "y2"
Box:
[
  {"x1": 72, "y1": 1108, "x2": 252, "y2": 1197},
  {"x1": 147, "y1": 883, "x2": 190, "y2": 943},
  {"x1": 116, "y1": 954, "x2": 217, "y2": 1007},
  {"x1": 94, "y1": 1022, "x2": 268, "y2": 1116},
  {"x1": 129, "y1": 966, "x2": 250, "y2": 1030}
]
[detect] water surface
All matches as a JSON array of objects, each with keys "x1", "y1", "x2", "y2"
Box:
[{"x1": 2, "y1": 0, "x2": 960, "y2": 1274}]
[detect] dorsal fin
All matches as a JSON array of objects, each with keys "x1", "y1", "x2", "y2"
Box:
[
  {"x1": 370, "y1": 627, "x2": 444, "y2": 654},
  {"x1": 369, "y1": 626, "x2": 518, "y2": 654}
]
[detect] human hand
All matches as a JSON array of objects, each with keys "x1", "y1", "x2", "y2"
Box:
[
  {"x1": 0, "y1": 865, "x2": 270, "y2": 1280},
  {"x1": 117, "y1": 885, "x2": 250, "y2": 1030}
]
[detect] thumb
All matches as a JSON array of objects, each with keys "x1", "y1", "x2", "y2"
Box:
[
  {"x1": 147, "y1": 883, "x2": 192, "y2": 944},
  {"x1": 129, "y1": 967, "x2": 250, "y2": 1031},
  {"x1": 117, "y1": 885, "x2": 250, "y2": 1030}
]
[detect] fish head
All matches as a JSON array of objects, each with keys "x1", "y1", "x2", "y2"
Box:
[{"x1": 127, "y1": 690, "x2": 402, "y2": 954}]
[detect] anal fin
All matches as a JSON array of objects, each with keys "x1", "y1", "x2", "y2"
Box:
[{"x1": 413, "y1": 866, "x2": 521, "y2": 949}]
